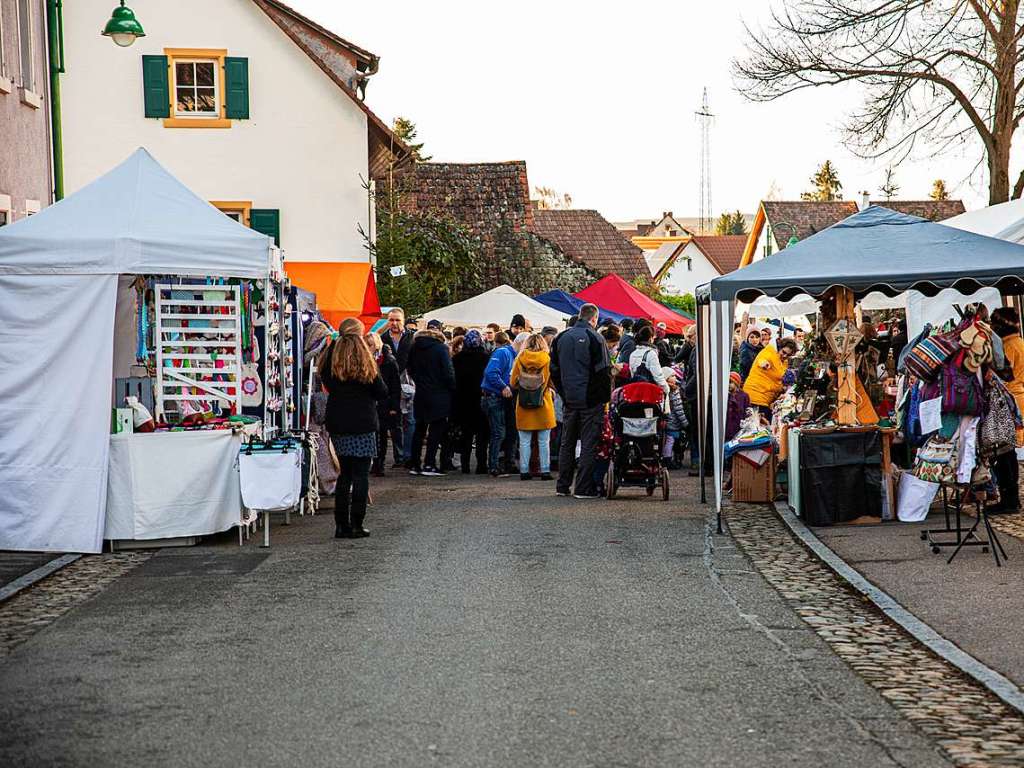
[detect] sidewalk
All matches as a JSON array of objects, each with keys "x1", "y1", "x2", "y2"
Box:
[
  {"x1": 812, "y1": 511, "x2": 1024, "y2": 689},
  {"x1": 0, "y1": 552, "x2": 60, "y2": 594}
]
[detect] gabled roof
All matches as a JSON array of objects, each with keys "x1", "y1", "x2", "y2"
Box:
[
  {"x1": 690, "y1": 234, "x2": 747, "y2": 275},
  {"x1": 647, "y1": 240, "x2": 688, "y2": 280},
  {"x1": 531, "y1": 209, "x2": 650, "y2": 280},
  {"x1": 254, "y1": 0, "x2": 377, "y2": 68},
  {"x1": 762, "y1": 201, "x2": 859, "y2": 250},
  {"x1": 250, "y1": 0, "x2": 410, "y2": 168}
]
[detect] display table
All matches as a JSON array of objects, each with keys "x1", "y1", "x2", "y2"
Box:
[{"x1": 105, "y1": 430, "x2": 244, "y2": 544}]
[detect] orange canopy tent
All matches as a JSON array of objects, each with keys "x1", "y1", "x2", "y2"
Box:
[
  {"x1": 575, "y1": 274, "x2": 693, "y2": 335},
  {"x1": 285, "y1": 261, "x2": 381, "y2": 330}
]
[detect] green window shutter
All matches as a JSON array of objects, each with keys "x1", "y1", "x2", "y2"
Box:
[
  {"x1": 250, "y1": 209, "x2": 280, "y2": 246},
  {"x1": 142, "y1": 55, "x2": 170, "y2": 118},
  {"x1": 224, "y1": 57, "x2": 249, "y2": 119}
]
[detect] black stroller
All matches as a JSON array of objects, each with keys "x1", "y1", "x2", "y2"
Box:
[{"x1": 606, "y1": 382, "x2": 670, "y2": 500}]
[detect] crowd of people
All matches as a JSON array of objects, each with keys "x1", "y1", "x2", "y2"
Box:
[{"x1": 317, "y1": 306, "x2": 705, "y2": 538}]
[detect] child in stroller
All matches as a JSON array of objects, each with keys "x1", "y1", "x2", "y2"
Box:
[{"x1": 605, "y1": 381, "x2": 670, "y2": 499}]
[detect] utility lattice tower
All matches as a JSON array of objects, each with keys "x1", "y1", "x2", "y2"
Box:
[{"x1": 696, "y1": 88, "x2": 714, "y2": 234}]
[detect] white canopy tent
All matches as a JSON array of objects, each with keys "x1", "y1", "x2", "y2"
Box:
[
  {"x1": 0, "y1": 148, "x2": 274, "y2": 553},
  {"x1": 422, "y1": 284, "x2": 569, "y2": 330}
]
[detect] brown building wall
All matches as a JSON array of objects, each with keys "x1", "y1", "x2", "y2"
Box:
[{"x1": 0, "y1": 0, "x2": 51, "y2": 223}]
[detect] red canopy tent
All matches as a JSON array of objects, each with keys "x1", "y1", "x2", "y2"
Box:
[{"x1": 575, "y1": 274, "x2": 693, "y2": 335}]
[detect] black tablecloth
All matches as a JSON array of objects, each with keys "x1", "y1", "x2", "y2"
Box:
[{"x1": 800, "y1": 431, "x2": 882, "y2": 526}]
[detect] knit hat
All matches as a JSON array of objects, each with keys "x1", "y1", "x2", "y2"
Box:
[
  {"x1": 730, "y1": 371, "x2": 743, "y2": 387},
  {"x1": 464, "y1": 329, "x2": 483, "y2": 349},
  {"x1": 510, "y1": 313, "x2": 527, "y2": 328}
]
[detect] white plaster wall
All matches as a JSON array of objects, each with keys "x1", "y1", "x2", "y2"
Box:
[
  {"x1": 60, "y1": 0, "x2": 369, "y2": 263},
  {"x1": 660, "y1": 241, "x2": 721, "y2": 297}
]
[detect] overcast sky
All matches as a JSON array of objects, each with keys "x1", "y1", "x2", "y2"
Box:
[{"x1": 296, "y1": 0, "x2": 998, "y2": 221}]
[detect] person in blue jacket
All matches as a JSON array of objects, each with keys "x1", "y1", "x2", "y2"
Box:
[{"x1": 481, "y1": 331, "x2": 516, "y2": 476}]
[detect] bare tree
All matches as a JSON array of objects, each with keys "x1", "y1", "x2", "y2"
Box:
[
  {"x1": 533, "y1": 186, "x2": 574, "y2": 210},
  {"x1": 879, "y1": 167, "x2": 900, "y2": 200},
  {"x1": 734, "y1": 1, "x2": 1024, "y2": 204}
]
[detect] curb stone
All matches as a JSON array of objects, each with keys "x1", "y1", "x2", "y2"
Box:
[{"x1": 773, "y1": 500, "x2": 1024, "y2": 717}]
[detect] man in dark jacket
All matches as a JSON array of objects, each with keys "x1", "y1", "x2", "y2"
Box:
[
  {"x1": 616, "y1": 318, "x2": 639, "y2": 365},
  {"x1": 550, "y1": 303, "x2": 611, "y2": 498},
  {"x1": 682, "y1": 332, "x2": 702, "y2": 476},
  {"x1": 406, "y1": 329, "x2": 456, "y2": 476},
  {"x1": 452, "y1": 330, "x2": 491, "y2": 474},
  {"x1": 371, "y1": 340, "x2": 402, "y2": 476},
  {"x1": 380, "y1": 308, "x2": 416, "y2": 372},
  {"x1": 655, "y1": 322, "x2": 673, "y2": 366}
]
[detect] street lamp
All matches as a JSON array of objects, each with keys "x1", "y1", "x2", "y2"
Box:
[
  {"x1": 102, "y1": 1, "x2": 145, "y2": 47},
  {"x1": 773, "y1": 221, "x2": 800, "y2": 249}
]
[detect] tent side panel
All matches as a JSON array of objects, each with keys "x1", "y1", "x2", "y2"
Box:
[{"x1": 0, "y1": 275, "x2": 118, "y2": 553}]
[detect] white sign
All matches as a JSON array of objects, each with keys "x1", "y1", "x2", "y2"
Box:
[
  {"x1": 390, "y1": 265, "x2": 407, "y2": 277},
  {"x1": 919, "y1": 396, "x2": 943, "y2": 435}
]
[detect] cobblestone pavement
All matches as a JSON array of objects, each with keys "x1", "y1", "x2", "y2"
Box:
[
  {"x1": 0, "y1": 553, "x2": 150, "y2": 659},
  {"x1": 725, "y1": 502, "x2": 1024, "y2": 767},
  {"x1": 989, "y1": 510, "x2": 1024, "y2": 542}
]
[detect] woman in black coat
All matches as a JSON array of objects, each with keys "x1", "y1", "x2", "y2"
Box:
[
  {"x1": 406, "y1": 329, "x2": 456, "y2": 475},
  {"x1": 452, "y1": 329, "x2": 491, "y2": 474},
  {"x1": 320, "y1": 329, "x2": 387, "y2": 539},
  {"x1": 365, "y1": 334, "x2": 402, "y2": 476}
]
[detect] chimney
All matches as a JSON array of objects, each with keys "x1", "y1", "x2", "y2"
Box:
[
  {"x1": 859, "y1": 191, "x2": 870, "y2": 211},
  {"x1": 663, "y1": 211, "x2": 673, "y2": 219}
]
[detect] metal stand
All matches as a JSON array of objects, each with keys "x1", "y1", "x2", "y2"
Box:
[{"x1": 922, "y1": 483, "x2": 1008, "y2": 566}]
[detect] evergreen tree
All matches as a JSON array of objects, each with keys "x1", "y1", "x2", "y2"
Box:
[
  {"x1": 715, "y1": 210, "x2": 748, "y2": 235},
  {"x1": 930, "y1": 179, "x2": 950, "y2": 201},
  {"x1": 392, "y1": 116, "x2": 431, "y2": 162},
  {"x1": 800, "y1": 160, "x2": 843, "y2": 201}
]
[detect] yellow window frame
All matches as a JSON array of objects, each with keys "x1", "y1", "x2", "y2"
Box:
[
  {"x1": 164, "y1": 48, "x2": 231, "y2": 129},
  {"x1": 211, "y1": 200, "x2": 252, "y2": 226}
]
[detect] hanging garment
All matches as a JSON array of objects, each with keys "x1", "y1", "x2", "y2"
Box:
[{"x1": 956, "y1": 416, "x2": 981, "y2": 485}]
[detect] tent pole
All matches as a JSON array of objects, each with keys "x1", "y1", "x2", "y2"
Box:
[
  {"x1": 696, "y1": 303, "x2": 706, "y2": 504},
  {"x1": 830, "y1": 287, "x2": 858, "y2": 425}
]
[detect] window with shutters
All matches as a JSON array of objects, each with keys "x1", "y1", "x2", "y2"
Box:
[{"x1": 157, "y1": 48, "x2": 247, "y2": 128}]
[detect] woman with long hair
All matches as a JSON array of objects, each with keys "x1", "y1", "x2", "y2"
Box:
[
  {"x1": 510, "y1": 333, "x2": 556, "y2": 480},
  {"x1": 321, "y1": 326, "x2": 388, "y2": 538}
]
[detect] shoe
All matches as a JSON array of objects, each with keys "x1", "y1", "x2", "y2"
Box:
[
  {"x1": 334, "y1": 526, "x2": 352, "y2": 539},
  {"x1": 498, "y1": 468, "x2": 514, "y2": 478},
  {"x1": 475, "y1": 466, "x2": 489, "y2": 475},
  {"x1": 556, "y1": 489, "x2": 571, "y2": 497},
  {"x1": 573, "y1": 492, "x2": 601, "y2": 499},
  {"x1": 421, "y1": 467, "x2": 446, "y2": 477},
  {"x1": 490, "y1": 469, "x2": 499, "y2": 478},
  {"x1": 350, "y1": 527, "x2": 370, "y2": 538},
  {"x1": 540, "y1": 473, "x2": 553, "y2": 481},
  {"x1": 520, "y1": 473, "x2": 532, "y2": 481},
  {"x1": 408, "y1": 467, "x2": 422, "y2": 476}
]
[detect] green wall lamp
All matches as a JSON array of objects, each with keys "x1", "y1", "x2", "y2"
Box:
[
  {"x1": 102, "y1": 1, "x2": 145, "y2": 47},
  {"x1": 773, "y1": 221, "x2": 800, "y2": 249}
]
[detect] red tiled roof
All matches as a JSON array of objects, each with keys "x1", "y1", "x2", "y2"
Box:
[
  {"x1": 531, "y1": 209, "x2": 650, "y2": 280},
  {"x1": 870, "y1": 200, "x2": 966, "y2": 221},
  {"x1": 690, "y1": 235, "x2": 747, "y2": 275}
]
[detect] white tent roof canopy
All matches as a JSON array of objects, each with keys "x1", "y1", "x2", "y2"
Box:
[
  {"x1": 943, "y1": 196, "x2": 1024, "y2": 243},
  {"x1": 422, "y1": 284, "x2": 569, "y2": 329},
  {"x1": 0, "y1": 148, "x2": 272, "y2": 278}
]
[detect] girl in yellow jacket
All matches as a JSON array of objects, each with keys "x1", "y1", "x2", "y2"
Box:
[
  {"x1": 511, "y1": 333, "x2": 557, "y2": 481},
  {"x1": 743, "y1": 337, "x2": 798, "y2": 420}
]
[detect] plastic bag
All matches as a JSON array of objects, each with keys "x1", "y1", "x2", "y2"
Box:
[{"x1": 125, "y1": 395, "x2": 155, "y2": 433}]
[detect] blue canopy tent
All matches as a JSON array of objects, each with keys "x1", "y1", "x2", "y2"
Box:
[
  {"x1": 534, "y1": 289, "x2": 628, "y2": 324},
  {"x1": 694, "y1": 206, "x2": 1024, "y2": 532}
]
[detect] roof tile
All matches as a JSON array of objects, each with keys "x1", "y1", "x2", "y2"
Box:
[
  {"x1": 690, "y1": 235, "x2": 747, "y2": 275},
  {"x1": 531, "y1": 209, "x2": 649, "y2": 280}
]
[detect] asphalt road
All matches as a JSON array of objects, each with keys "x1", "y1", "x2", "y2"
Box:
[{"x1": 0, "y1": 473, "x2": 947, "y2": 767}]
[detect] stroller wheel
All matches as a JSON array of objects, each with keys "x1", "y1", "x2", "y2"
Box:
[
  {"x1": 661, "y1": 468, "x2": 670, "y2": 501},
  {"x1": 606, "y1": 460, "x2": 617, "y2": 499}
]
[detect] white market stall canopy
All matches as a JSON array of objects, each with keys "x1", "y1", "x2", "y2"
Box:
[
  {"x1": 0, "y1": 148, "x2": 275, "y2": 554},
  {"x1": 422, "y1": 284, "x2": 569, "y2": 329}
]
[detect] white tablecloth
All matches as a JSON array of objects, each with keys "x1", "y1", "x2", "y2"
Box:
[{"x1": 105, "y1": 430, "x2": 243, "y2": 540}]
